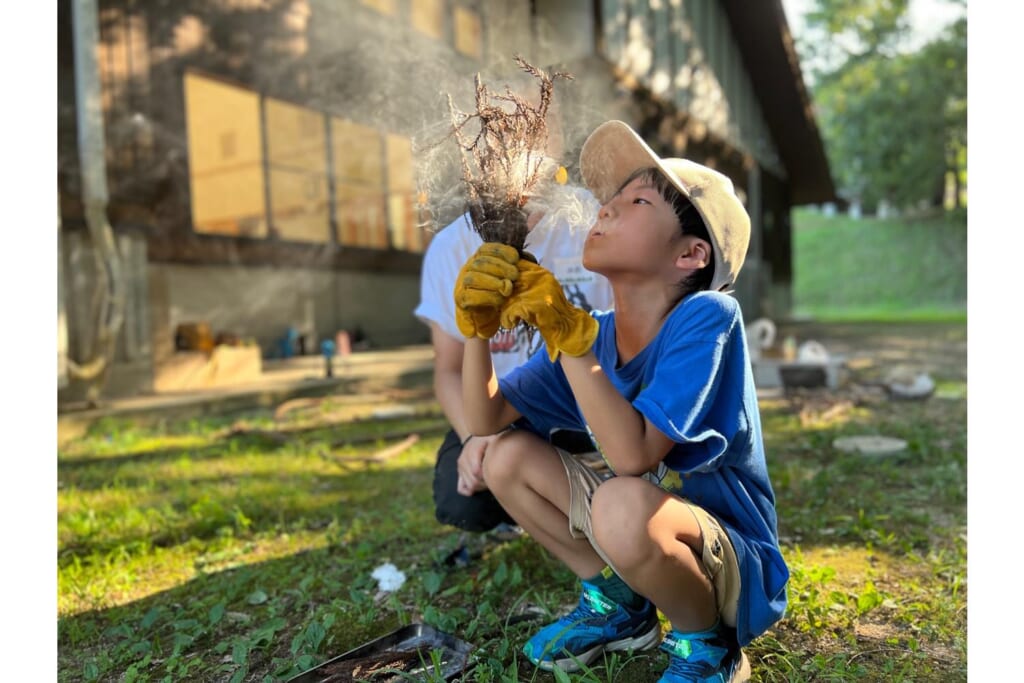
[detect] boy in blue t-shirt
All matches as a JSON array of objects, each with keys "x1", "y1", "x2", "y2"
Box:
[{"x1": 454, "y1": 120, "x2": 788, "y2": 682}]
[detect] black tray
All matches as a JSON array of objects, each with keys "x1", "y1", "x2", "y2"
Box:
[{"x1": 285, "y1": 623, "x2": 474, "y2": 682}]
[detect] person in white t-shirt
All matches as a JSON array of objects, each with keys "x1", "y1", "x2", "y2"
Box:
[{"x1": 414, "y1": 186, "x2": 613, "y2": 532}]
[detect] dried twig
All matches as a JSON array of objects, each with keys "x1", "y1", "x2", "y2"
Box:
[{"x1": 445, "y1": 55, "x2": 573, "y2": 252}]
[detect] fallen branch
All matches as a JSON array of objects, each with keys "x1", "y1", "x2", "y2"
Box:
[
  {"x1": 274, "y1": 397, "x2": 326, "y2": 420},
  {"x1": 329, "y1": 422, "x2": 449, "y2": 449},
  {"x1": 320, "y1": 434, "x2": 421, "y2": 468},
  {"x1": 221, "y1": 422, "x2": 291, "y2": 444}
]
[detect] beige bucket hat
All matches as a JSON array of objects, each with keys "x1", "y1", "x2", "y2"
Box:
[{"x1": 579, "y1": 120, "x2": 751, "y2": 293}]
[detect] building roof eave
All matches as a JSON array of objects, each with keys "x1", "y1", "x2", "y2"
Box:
[{"x1": 720, "y1": 0, "x2": 837, "y2": 205}]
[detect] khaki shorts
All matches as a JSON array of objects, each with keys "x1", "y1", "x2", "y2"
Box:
[{"x1": 557, "y1": 448, "x2": 741, "y2": 628}]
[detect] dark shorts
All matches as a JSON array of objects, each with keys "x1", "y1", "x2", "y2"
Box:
[{"x1": 432, "y1": 427, "x2": 596, "y2": 532}]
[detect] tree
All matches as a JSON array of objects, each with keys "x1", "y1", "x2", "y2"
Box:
[
  {"x1": 800, "y1": 0, "x2": 912, "y2": 82},
  {"x1": 796, "y1": 0, "x2": 966, "y2": 212}
]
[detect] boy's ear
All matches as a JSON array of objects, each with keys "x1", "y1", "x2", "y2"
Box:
[{"x1": 675, "y1": 237, "x2": 712, "y2": 271}]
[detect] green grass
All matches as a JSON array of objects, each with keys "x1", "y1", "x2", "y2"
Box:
[
  {"x1": 57, "y1": 357, "x2": 968, "y2": 681},
  {"x1": 791, "y1": 208, "x2": 967, "y2": 321}
]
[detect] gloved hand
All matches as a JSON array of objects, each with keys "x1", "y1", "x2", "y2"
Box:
[
  {"x1": 500, "y1": 260, "x2": 599, "y2": 362},
  {"x1": 453, "y1": 243, "x2": 521, "y2": 339}
]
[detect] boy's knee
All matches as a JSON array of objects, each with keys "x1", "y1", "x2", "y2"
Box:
[
  {"x1": 592, "y1": 476, "x2": 646, "y2": 525},
  {"x1": 480, "y1": 431, "x2": 527, "y2": 485},
  {"x1": 591, "y1": 477, "x2": 653, "y2": 568}
]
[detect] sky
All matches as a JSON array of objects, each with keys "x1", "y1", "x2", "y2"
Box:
[
  {"x1": 781, "y1": 0, "x2": 966, "y2": 49},
  {"x1": 778, "y1": 0, "x2": 968, "y2": 87}
]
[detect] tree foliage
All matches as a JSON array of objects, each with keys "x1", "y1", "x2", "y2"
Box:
[
  {"x1": 802, "y1": 0, "x2": 912, "y2": 79},
  {"x1": 796, "y1": 0, "x2": 966, "y2": 212}
]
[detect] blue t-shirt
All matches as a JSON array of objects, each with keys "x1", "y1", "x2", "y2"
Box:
[{"x1": 498, "y1": 291, "x2": 789, "y2": 645}]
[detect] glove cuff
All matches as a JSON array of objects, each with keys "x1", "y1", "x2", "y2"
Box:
[
  {"x1": 557, "y1": 309, "x2": 599, "y2": 358},
  {"x1": 543, "y1": 309, "x2": 598, "y2": 362}
]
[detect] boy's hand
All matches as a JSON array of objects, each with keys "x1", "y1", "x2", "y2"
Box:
[
  {"x1": 453, "y1": 243, "x2": 521, "y2": 339},
  {"x1": 500, "y1": 260, "x2": 599, "y2": 361},
  {"x1": 456, "y1": 434, "x2": 497, "y2": 496}
]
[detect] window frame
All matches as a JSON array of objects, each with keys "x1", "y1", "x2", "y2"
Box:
[{"x1": 181, "y1": 69, "x2": 424, "y2": 259}]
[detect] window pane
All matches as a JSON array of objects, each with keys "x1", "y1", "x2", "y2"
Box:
[
  {"x1": 411, "y1": 0, "x2": 445, "y2": 40},
  {"x1": 269, "y1": 169, "x2": 331, "y2": 243},
  {"x1": 185, "y1": 73, "x2": 267, "y2": 237},
  {"x1": 361, "y1": 0, "x2": 397, "y2": 16},
  {"x1": 266, "y1": 98, "x2": 330, "y2": 242},
  {"x1": 337, "y1": 183, "x2": 388, "y2": 249},
  {"x1": 454, "y1": 6, "x2": 482, "y2": 59},
  {"x1": 332, "y1": 118, "x2": 383, "y2": 184},
  {"x1": 266, "y1": 98, "x2": 326, "y2": 171},
  {"x1": 332, "y1": 118, "x2": 387, "y2": 248},
  {"x1": 386, "y1": 134, "x2": 423, "y2": 252}
]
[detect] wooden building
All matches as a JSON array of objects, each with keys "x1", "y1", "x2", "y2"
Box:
[{"x1": 57, "y1": 0, "x2": 835, "y2": 401}]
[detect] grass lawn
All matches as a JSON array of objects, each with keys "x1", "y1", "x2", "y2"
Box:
[
  {"x1": 58, "y1": 339, "x2": 967, "y2": 681},
  {"x1": 791, "y1": 208, "x2": 967, "y2": 322}
]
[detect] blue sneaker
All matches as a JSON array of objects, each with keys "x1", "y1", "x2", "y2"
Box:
[
  {"x1": 522, "y1": 581, "x2": 662, "y2": 672},
  {"x1": 657, "y1": 627, "x2": 750, "y2": 682}
]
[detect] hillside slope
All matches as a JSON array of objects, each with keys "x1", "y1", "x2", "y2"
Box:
[{"x1": 791, "y1": 209, "x2": 967, "y2": 321}]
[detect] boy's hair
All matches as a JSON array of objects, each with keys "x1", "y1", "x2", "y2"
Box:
[
  {"x1": 621, "y1": 167, "x2": 715, "y2": 294},
  {"x1": 580, "y1": 121, "x2": 751, "y2": 293}
]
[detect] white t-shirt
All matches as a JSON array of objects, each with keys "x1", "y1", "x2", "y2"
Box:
[{"x1": 414, "y1": 189, "x2": 614, "y2": 379}]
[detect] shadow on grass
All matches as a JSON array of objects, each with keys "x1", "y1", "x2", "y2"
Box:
[
  {"x1": 58, "y1": 438, "x2": 287, "y2": 473},
  {"x1": 59, "y1": 447, "x2": 445, "y2": 562}
]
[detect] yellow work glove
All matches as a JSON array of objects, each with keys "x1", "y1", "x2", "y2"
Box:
[
  {"x1": 500, "y1": 260, "x2": 599, "y2": 362},
  {"x1": 453, "y1": 243, "x2": 521, "y2": 339}
]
